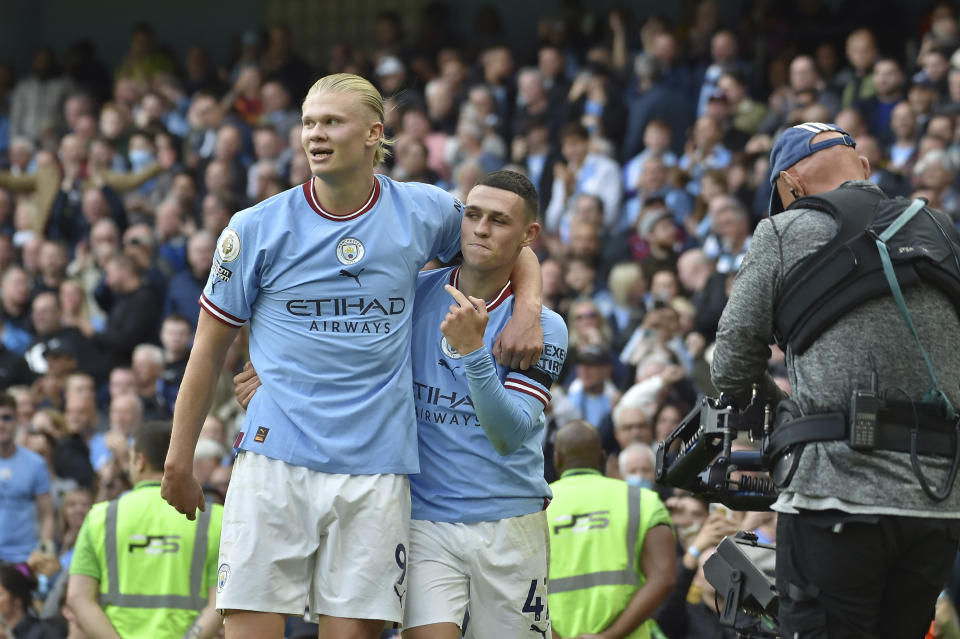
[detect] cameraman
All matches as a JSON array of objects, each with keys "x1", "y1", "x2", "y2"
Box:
[{"x1": 711, "y1": 122, "x2": 960, "y2": 638}]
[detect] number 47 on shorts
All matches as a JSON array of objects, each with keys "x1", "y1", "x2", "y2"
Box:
[{"x1": 522, "y1": 578, "x2": 548, "y2": 622}]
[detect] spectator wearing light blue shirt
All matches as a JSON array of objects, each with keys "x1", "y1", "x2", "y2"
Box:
[{"x1": 0, "y1": 392, "x2": 55, "y2": 562}]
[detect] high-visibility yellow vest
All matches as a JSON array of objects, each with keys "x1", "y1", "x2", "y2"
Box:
[
  {"x1": 70, "y1": 481, "x2": 222, "y2": 639},
  {"x1": 547, "y1": 469, "x2": 672, "y2": 639}
]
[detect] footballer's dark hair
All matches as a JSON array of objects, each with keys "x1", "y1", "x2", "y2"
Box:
[
  {"x1": 134, "y1": 420, "x2": 172, "y2": 472},
  {"x1": 475, "y1": 170, "x2": 539, "y2": 221}
]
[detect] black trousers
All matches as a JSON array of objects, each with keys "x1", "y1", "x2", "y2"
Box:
[{"x1": 776, "y1": 511, "x2": 960, "y2": 638}]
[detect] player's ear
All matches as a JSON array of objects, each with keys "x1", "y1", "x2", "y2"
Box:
[
  {"x1": 366, "y1": 121, "x2": 384, "y2": 148},
  {"x1": 520, "y1": 221, "x2": 541, "y2": 247}
]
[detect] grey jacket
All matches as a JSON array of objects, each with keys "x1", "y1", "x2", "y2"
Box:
[{"x1": 711, "y1": 181, "x2": 960, "y2": 517}]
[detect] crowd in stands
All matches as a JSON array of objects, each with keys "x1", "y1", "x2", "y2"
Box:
[{"x1": 4, "y1": 1, "x2": 960, "y2": 637}]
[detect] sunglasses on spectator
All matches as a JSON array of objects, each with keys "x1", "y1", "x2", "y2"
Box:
[
  {"x1": 573, "y1": 311, "x2": 599, "y2": 321},
  {"x1": 0, "y1": 413, "x2": 14, "y2": 422}
]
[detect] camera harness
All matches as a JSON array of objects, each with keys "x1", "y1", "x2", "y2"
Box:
[{"x1": 769, "y1": 184, "x2": 960, "y2": 500}]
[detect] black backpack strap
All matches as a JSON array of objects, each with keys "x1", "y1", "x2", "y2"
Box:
[{"x1": 773, "y1": 186, "x2": 887, "y2": 352}]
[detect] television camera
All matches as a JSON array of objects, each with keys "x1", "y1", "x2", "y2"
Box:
[{"x1": 655, "y1": 390, "x2": 782, "y2": 637}]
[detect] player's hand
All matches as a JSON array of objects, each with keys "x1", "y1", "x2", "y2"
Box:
[
  {"x1": 441, "y1": 285, "x2": 487, "y2": 356},
  {"x1": 161, "y1": 467, "x2": 206, "y2": 521},
  {"x1": 233, "y1": 361, "x2": 261, "y2": 410},
  {"x1": 495, "y1": 300, "x2": 543, "y2": 370}
]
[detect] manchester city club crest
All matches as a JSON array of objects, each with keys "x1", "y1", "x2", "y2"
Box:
[
  {"x1": 217, "y1": 563, "x2": 231, "y2": 593},
  {"x1": 441, "y1": 336, "x2": 462, "y2": 359},
  {"x1": 336, "y1": 237, "x2": 365, "y2": 265},
  {"x1": 217, "y1": 229, "x2": 241, "y2": 263}
]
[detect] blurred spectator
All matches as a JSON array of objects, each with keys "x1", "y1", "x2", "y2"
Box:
[
  {"x1": 261, "y1": 80, "x2": 300, "y2": 139},
  {"x1": 676, "y1": 249, "x2": 727, "y2": 342},
  {"x1": 163, "y1": 230, "x2": 215, "y2": 329},
  {"x1": 1, "y1": 266, "x2": 33, "y2": 333},
  {"x1": 618, "y1": 442, "x2": 656, "y2": 487},
  {"x1": 158, "y1": 314, "x2": 191, "y2": 411},
  {"x1": 696, "y1": 29, "x2": 743, "y2": 118},
  {"x1": 261, "y1": 25, "x2": 312, "y2": 100},
  {"x1": 0, "y1": 336, "x2": 33, "y2": 390},
  {"x1": 701, "y1": 196, "x2": 752, "y2": 273},
  {"x1": 857, "y1": 57, "x2": 906, "y2": 145},
  {"x1": 511, "y1": 115, "x2": 557, "y2": 209},
  {"x1": 679, "y1": 116, "x2": 731, "y2": 197},
  {"x1": 621, "y1": 156, "x2": 692, "y2": 232},
  {"x1": 392, "y1": 137, "x2": 439, "y2": 185},
  {"x1": 59, "y1": 278, "x2": 104, "y2": 340},
  {"x1": 837, "y1": 29, "x2": 879, "y2": 109},
  {"x1": 0, "y1": 392, "x2": 55, "y2": 563},
  {"x1": 130, "y1": 343, "x2": 168, "y2": 419},
  {"x1": 478, "y1": 44, "x2": 516, "y2": 142},
  {"x1": 194, "y1": 437, "x2": 227, "y2": 489},
  {"x1": 622, "y1": 119, "x2": 678, "y2": 199},
  {"x1": 93, "y1": 253, "x2": 162, "y2": 368},
  {"x1": 0, "y1": 562, "x2": 61, "y2": 639},
  {"x1": 10, "y1": 46, "x2": 74, "y2": 144},
  {"x1": 424, "y1": 77, "x2": 458, "y2": 136},
  {"x1": 914, "y1": 148, "x2": 960, "y2": 220},
  {"x1": 604, "y1": 398, "x2": 654, "y2": 479},
  {"x1": 220, "y1": 66, "x2": 263, "y2": 127},
  {"x1": 858, "y1": 134, "x2": 910, "y2": 198},
  {"x1": 513, "y1": 67, "x2": 564, "y2": 141},
  {"x1": 57, "y1": 486, "x2": 93, "y2": 571},
  {"x1": 888, "y1": 101, "x2": 919, "y2": 175},
  {"x1": 23, "y1": 292, "x2": 98, "y2": 376},
  {"x1": 596, "y1": 261, "x2": 647, "y2": 349},
  {"x1": 545, "y1": 122, "x2": 622, "y2": 233},
  {"x1": 115, "y1": 23, "x2": 175, "y2": 87},
  {"x1": 718, "y1": 69, "x2": 767, "y2": 138},
  {"x1": 566, "y1": 345, "x2": 620, "y2": 428},
  {"x1": 567, "y1": 59, "x2": 627, "y2": 145}
]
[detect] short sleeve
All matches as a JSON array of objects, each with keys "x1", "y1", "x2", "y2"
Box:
[
  {"x1": 69, "y1": 506, "x2": 104, "y2": 579},
  {"x1": 430, "y1": 189, "x2": 464, "y2": 264},
  {"x1": 634, "y1": 489, "x2": 675, "y2": 564},
  {"x1": 199, "y1": 222, "x2": 260, "y2": 328},
  {"x1": 504, "y1": 309, "x2": 569, "y2": 409},
  {"x1": 32, "y1": 455, "x2": 50, "y2": 496}
]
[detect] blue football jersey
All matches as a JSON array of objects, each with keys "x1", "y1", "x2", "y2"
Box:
[
  {"x1": 200, "y1": 176, "x2": 462, "y2": 474},
  {"x1": 409, "y1": 267, "x2": 569, "y2": 523}
]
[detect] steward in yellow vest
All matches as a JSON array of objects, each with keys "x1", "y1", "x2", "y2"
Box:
[
  {"x1": 547, "y1": 420, "x2": 675, "y2": 639},
  {"x1": 67, "y1": 421, "x2": 223, "y2": 639}
]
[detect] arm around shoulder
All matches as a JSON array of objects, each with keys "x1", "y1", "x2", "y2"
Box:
[{"x1": 496, "y1": 247, "x2": 544, "y2": 369}]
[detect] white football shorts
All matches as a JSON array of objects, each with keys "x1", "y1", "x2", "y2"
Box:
[
  {"x1": 216, "y1": 451, "x2": 411, "y2": 623},
  {"x1": 403, "y1": 510, "x2": 551, "y2": 638}
]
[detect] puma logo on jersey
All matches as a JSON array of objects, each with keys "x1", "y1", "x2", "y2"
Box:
[
  {"x1": 530, "y1": 624, "x2": 548, "y2": 638},
  {"x1": 339, "y1": 268, "x2": 365, "y2": 287},
  {"x1": 438, "y1": 359, "x2": 459, "y2": 380}
]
